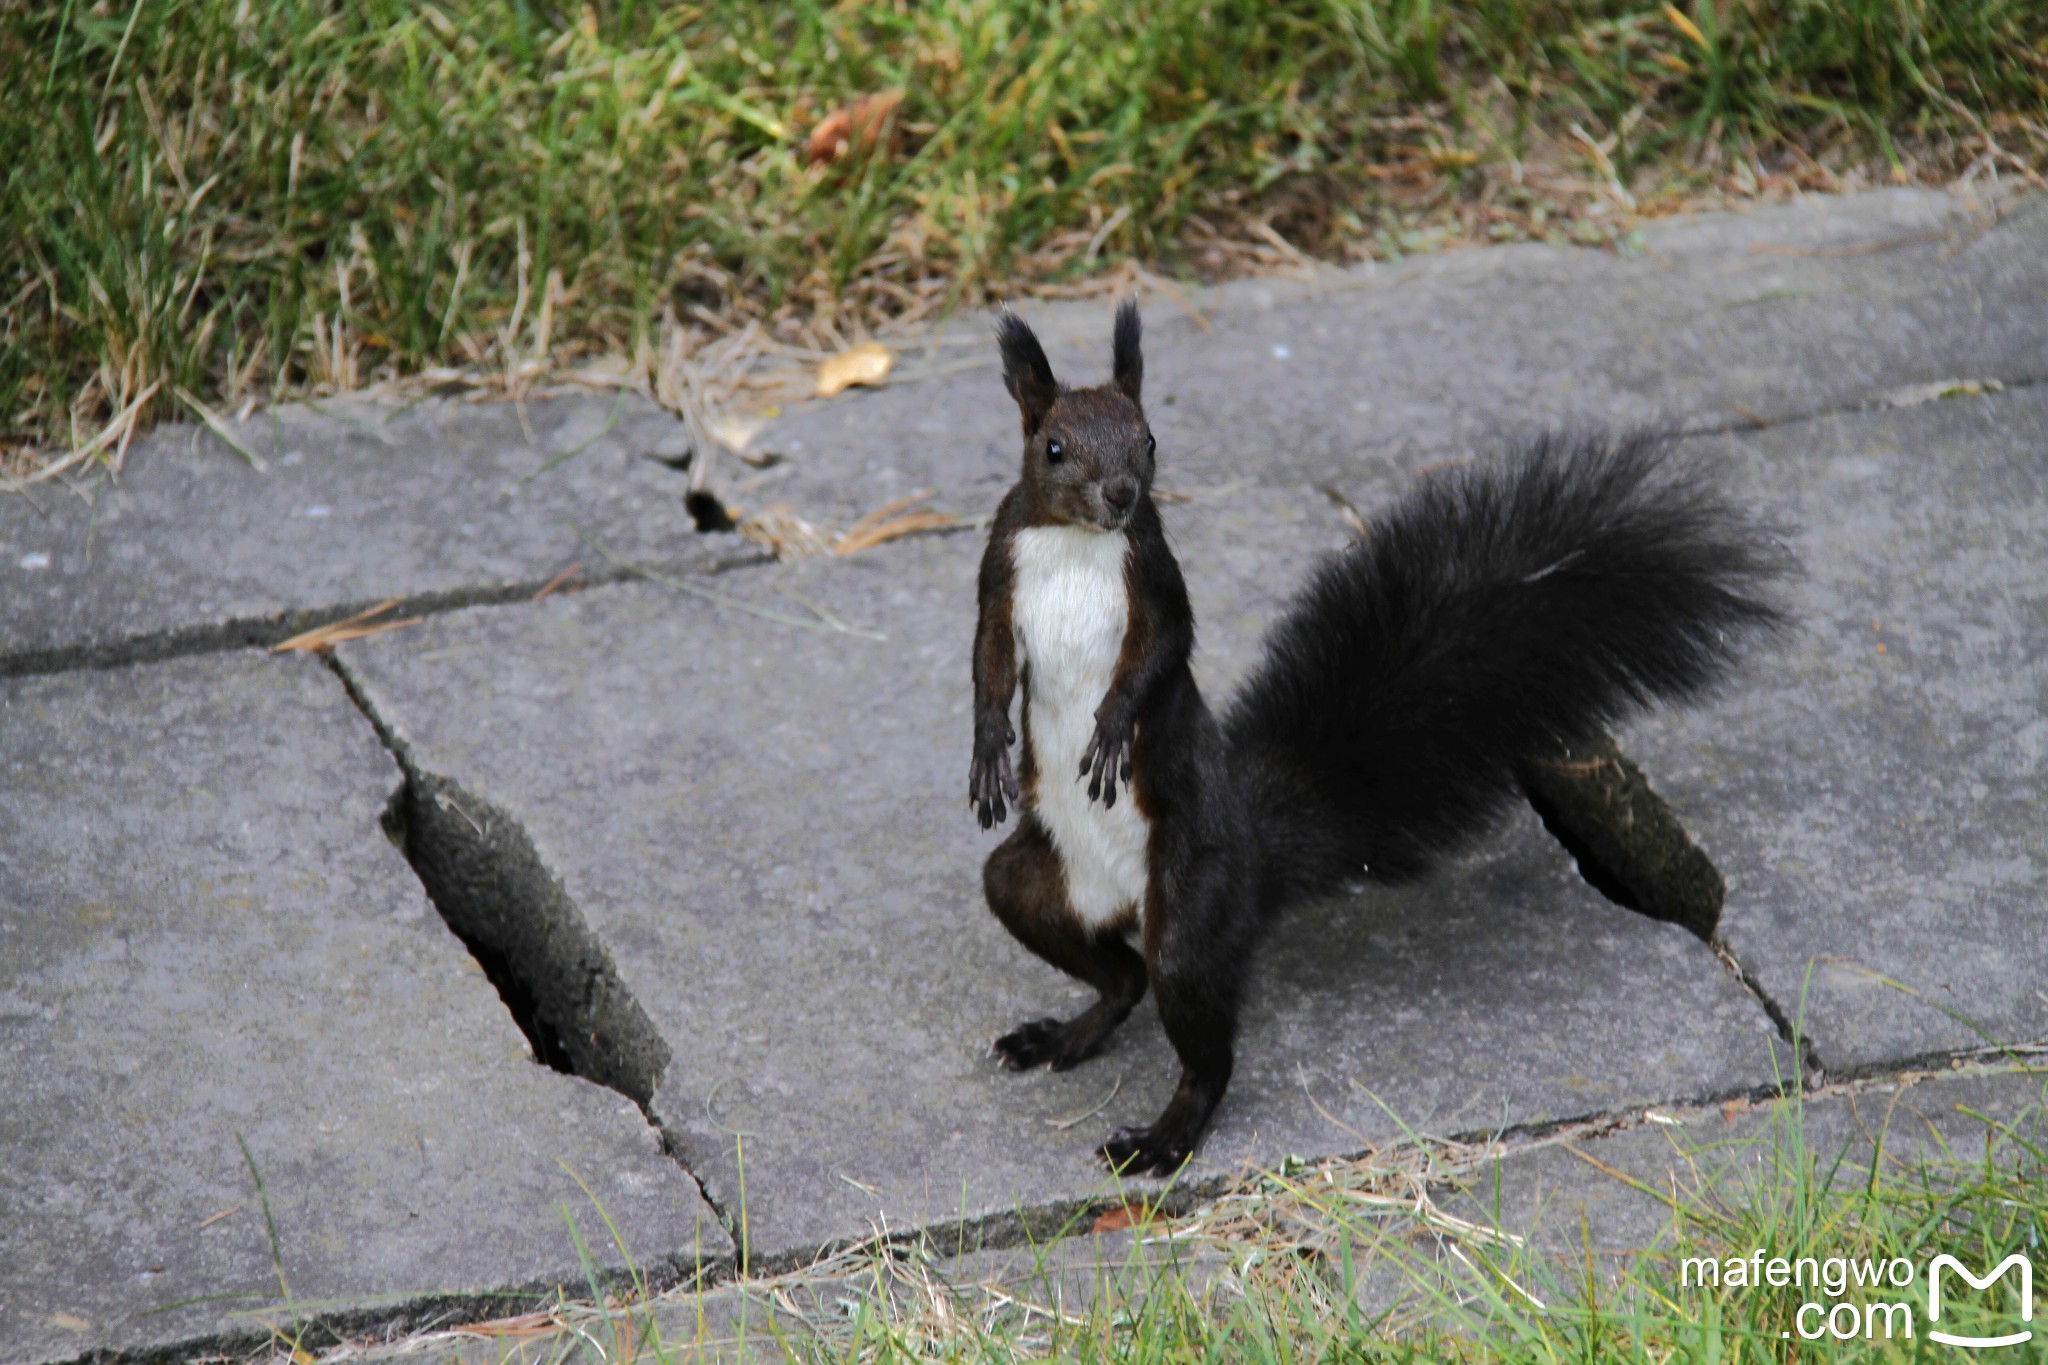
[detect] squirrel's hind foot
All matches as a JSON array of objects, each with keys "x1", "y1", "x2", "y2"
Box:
[
  {"x1": 992, "y1": 1015, "x2": 1115, "y2": 1071},
  {"x1": 1099, "y1": 1123, "x2": 1197, "y2": 1177}
]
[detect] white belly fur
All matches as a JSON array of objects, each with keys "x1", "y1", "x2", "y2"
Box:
[{"x1": 1012, "y1": 525, "x2": 1152, "y2": 929}]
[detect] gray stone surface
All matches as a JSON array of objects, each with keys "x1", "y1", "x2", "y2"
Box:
[
  {"x1": 0, "y1": 392, "x2": 731, "y2": 676},
  {"x1": 1451, "y1": 1064, "x2": 2048, "y2": 1264},
  {"x1": 7, "y1": 190, "x2": 2045, "y2": 682},
  {"x1": 0, "y1": 653, "x2": 728, "y2": 1365},
  {"x1": 754, "y1": 188, "x2": 2048, "y2": 526},
  {"x1": 338, "y1": 492, "x2": 1782, "y2": 1269},
  {"x1": 1627, "y1": 388, "x2": 2048, "y2": 1074},
  {"x1": 9, "y1": 185, "x2": 2046, "y2": 1361}
]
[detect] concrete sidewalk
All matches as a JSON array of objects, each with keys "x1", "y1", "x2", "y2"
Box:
[{"x1": 3, "y1": 187, "x2": 2042, "y2": 1363}]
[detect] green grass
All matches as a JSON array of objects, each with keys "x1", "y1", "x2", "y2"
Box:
[
  {"x1": 5, "y1": 0, "x2": 2045, "y2": 465},
  {"x1": 404, "y1": 1067, "x2": 2047, "y2": 1363}
]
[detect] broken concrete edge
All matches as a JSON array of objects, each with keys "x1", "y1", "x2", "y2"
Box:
[
  {"x1": 325, "y1": 655, "x2": 701, "y2": 1146},
  {"x1": 385, "y1": 770, "x2": 672, "y2": 1108},
  {"x1": 1517, "y1": 732, "x2": 1725, "y2": 941},
  {"x1": 1511, "y1": 730, "x2": 1833, "y2": 1082},
  {"x1": 334, "y1": 628, "x2": 1233, "y2": 1284},
  {"x1": 0, "y1": 544, "x2": 774, "y2": 683}
]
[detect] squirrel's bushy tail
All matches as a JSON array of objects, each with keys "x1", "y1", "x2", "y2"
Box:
[{"x1": 1223, "y1": 431, "x2": 1789, "y2": 919}]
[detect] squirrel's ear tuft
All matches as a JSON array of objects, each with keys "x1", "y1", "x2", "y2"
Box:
[
  {"x1": 1110, "y1": 300, "x2": 1142, "y2": 405},
  {"x1": 997, "y1": 309, "x2": 1058, "y2": 435}
]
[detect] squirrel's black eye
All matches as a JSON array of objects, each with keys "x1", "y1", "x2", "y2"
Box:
[
  {"x1": 1146, "y1": 434, "x2": 1157, "y2": 456},
  {"x1": 1046, "y1": 439, "x2": 1064, "y2": 464}
]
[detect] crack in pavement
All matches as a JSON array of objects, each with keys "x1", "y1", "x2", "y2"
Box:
[
  {"x1": 325, "y1": 653, "x2": 747, "y2": 1254},
  {"x1": 0, "y1": 545, "x2": 773, "y2": 682}
]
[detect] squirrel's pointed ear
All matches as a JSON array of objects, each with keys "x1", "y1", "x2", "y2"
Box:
[
  {"x1": 1110, "y1": 300, "x2": 1142, "y2": 405},
  {"x1": 997, "y1": 310, "x2": 1058, "y2": 436}
]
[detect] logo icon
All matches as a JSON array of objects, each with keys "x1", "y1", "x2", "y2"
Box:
[{"x1": 1928, "y1": 1253, "x2": 2034, "y2": 1349}]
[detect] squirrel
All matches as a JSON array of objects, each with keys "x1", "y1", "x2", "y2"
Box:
[{"x1": 968, "y1": 302, "x2": 1788, "y2": 1175}]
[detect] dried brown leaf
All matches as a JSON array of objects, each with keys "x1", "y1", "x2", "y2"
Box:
[
  {"x1": 814, "y1": 342, "x2": 895, "y2": 398},
  {"x1": 805, "y1": 90, "x2": 905, "y2": 166}
]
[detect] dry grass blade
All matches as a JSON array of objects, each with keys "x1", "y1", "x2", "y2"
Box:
[
  {"x1": 196, "y1": 1204, "x2": 243, "y2": 1230},
  {"x1": 739, "y1": 503, "x2": 835, "y2": 562},
  {"x1": 531, "y1": 561, "x2": 583, "y2": 601},
  {"x1": 835, "y1": 510, "x2": 955, "y2": 556},
  {"x1": 838, "y1": 488, "x2": 935, "y2": 539},
  {"x1": 174, "y1": 385, "x2": 268, "y2": 470},
  {"x1": 446, "y1": 1310, "x2": 568, "y2": 1340},
  {"x1": 835, "y1": 488, "x2": 956, "y2": 555},
  {"x1": 270, "y1": 600, "x2": 425, "y2": 654},
  {"x1": 1, "y1": 381, "x2": 161, "y2": 490}
]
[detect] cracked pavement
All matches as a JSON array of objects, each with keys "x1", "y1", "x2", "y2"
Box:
[{"x1": 3, "y1": 187, "x2": 2044, "y2": 1364}]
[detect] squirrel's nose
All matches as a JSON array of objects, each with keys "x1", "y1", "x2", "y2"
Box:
[{"x1": 1102, "y1": 477, "x2": 1137, "y2": 511}]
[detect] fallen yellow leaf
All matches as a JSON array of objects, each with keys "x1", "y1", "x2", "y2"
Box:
[{"x1": 815, "y1": 342, "x2": 894, "y2": 398}]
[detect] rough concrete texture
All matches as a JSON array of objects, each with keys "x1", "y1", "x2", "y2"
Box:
[
  {"x1": 7, "y1": 190, "x2": 2045, "y2": 681},
  {"x1": 0, "y1": 653, "x2": 728, "y2": 1365},
  {"x1": 339, "y1": 494, "x2": 1782, "y2": 1269},
  {"x1": 0, "y1": 392, "x2": 736, "y2": 677},
  {"x1": 1440, "y1": 1065, "x2": 2048, "y2": 1277},
  {"x1": 9, "y1": 185, "x2": 2045, "y2": 1361},
  {"x1": 1626, "y1": 388, "x2": 2048, "y2": 1074},
  {"x1": 748, "y1": 189, "x2": 2048, "y2": 527}
]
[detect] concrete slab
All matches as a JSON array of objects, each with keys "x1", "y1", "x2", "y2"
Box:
[
  {"x1": 0, "y1": 653, "x2": 729, "y2": 1365},
  {"x1": 1444, "y1": 1066, "x2": 2048, "y2": 1274},
  {"x1": 337, "y1": 486, "x2": 1782, "y2": 1270},
  {"x1": 1625, "y1": 387, "x2": 2048, "y2": 1074},
  {"x1": 751, "y1": 189, "x2": 2048, "y2": 525},
  {"x1": 7, "y1": 190, "x2": 2044, "y2": 683},
  {"x1": 0, "y1": 392, "x2": 736, "y2": 677}
]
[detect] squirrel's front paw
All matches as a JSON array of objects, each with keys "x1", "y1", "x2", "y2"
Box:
[
  {"x1": 969, "y1": 718, "x2": 1020, "y2": 829},
  {"x1": 1079, "y1": 704, "x2": 1135, "y2": 809}
]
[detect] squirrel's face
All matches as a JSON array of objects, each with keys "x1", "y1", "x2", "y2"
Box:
[
  {"x1": 997, "y1": 301, "x2": 1154, "y2": 532},
  {"x1": 1031, "y1": 391, "x2": 1155, "y2": 531}
]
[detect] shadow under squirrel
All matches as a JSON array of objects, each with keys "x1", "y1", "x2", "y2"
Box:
[{"x1": 968, "y1": 302, "x2": 1789, "y2": 1174}]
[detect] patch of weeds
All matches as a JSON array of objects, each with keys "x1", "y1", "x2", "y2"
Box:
[
  {"x1": 5, "y1": 0, "x2": 2045, "y2": 471},
  {"x1": 307, "y1": 1066, "x2": 2048, "y2": 1362}
]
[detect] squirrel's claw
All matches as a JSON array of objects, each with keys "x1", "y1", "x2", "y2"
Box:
[
  {"x1": 1079, "y1": 707, "x2": 1134, "y2": 809},
  {"x1": 970, "y1": 719, "x2": 1020, "y2": 829}
]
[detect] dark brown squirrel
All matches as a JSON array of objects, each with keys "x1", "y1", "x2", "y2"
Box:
[{"x1": 968, "y1": 302, "x2": 1787, "y2": 1174}]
